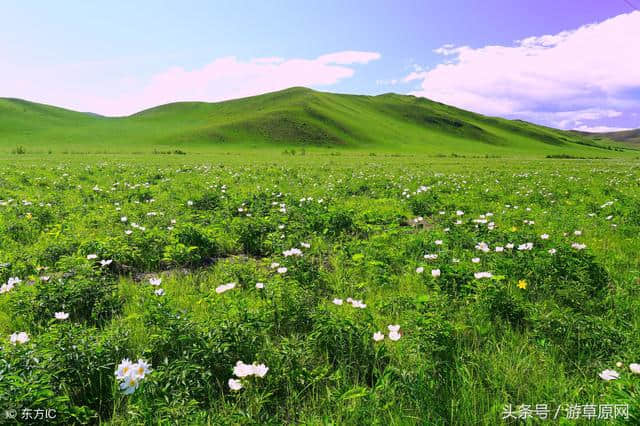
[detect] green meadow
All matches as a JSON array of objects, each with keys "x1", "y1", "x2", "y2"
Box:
[{"x1": 1, "y1": 90, "x2": 639, "y2": 424}]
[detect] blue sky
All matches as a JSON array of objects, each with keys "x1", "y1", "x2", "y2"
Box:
[{"x1": 1, "y1": 1, "x2": 639, "y2": 131}]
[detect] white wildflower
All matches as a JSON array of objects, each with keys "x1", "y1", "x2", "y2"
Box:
[
  {"x1": 599, "y1": 369, "x2": 619, "y2": 381},
  {"x1": 9, "y1": 332, "x2": 29, "y2": 345},
  {"x1": 228, "y1": 378, "x2": 243, "y2": 391},
  {"x1": 216, "y1": 282, "x2": 236, "y2": 294}
]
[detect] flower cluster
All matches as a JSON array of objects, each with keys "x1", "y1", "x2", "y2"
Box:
[
  {"x1": 1, "y1": 277, "x2": 20, "y2": 294},
  {"x1": 373, "y1": 325, "x2": 402, "y2": 342},
  {"x1": 599, "y1": 362, "x2": 640, "y2": 381},
  {"x1": 474, "y1": 272, "x2": 493, "y2": 279},
  {"x1": 9, "y1": 331, "x2": 29, "y2": 344},
  {"x1": 115, "y1": 358, "x2": 152, "y2": 394},
  {"x1": 228, "y1": 360, "x2": 269, "y2": 391},
  {"x1": 283, "y1": 247, "x2": 303, "y2": 257},
  {"x1": 332, "y1": 297, "x2": 366, "y2": 309}
]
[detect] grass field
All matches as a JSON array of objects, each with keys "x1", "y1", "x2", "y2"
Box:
[{"x1": 1, "y1": 150, "x2": 639, "y2": 424}]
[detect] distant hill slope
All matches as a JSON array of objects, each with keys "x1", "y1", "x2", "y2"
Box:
[
  {"x1": 0, "y1": 87, "x2": 634, "y2": 156},
  {"x1": 573, "y1": 128, "x2": 640, "y2": 147}
]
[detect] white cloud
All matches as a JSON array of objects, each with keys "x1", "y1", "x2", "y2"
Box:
[
  {"x1": 407, "y1": 11, "x2": 640, "y2": 129},
  {"x1": 316, "y1": 51, "x2": 381, "y2": 65},
  {"x1": 574, "y1": 125, "x2": 632, "y2": 133},
  {"x1": 0, "y1": 51, "x2": 380, "y2": 116},
  {"x1": 515, "y1": 108, "x2": 624, "y2": 129}
]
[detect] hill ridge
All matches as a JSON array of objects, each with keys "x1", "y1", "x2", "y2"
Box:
[{"x1": 0, "y1": 88, "x2": 635, "y2": 155}]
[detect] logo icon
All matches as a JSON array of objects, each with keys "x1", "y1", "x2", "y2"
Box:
[{"x1": 4, "y1": 408, "x2": 18, "y2": 419}]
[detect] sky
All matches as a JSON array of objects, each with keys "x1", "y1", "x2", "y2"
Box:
[{"x1": 1, "y1": 0, "x2": 639, "y2": 132}]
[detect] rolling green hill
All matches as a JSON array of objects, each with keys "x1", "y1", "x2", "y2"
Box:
[
  {"x1": 0, "y1": 87, "x2": 634, "y2": 156},
  {"x1": 573, "y1": 128, "x2": 640, "y2": 148}
]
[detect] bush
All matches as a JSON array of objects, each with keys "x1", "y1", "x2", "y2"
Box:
[
  {"x1": 310, "y1": 308, "x2": 388, "y2": 386},
  {"x1": 12, "y1": 273, "x2": 121, "y2": 327}
]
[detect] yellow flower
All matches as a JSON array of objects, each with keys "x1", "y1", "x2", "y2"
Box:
[
  {"x1": 518, "y1": 280, "x2": 527, "y2": 289},
  {"x1": 511, "y1": 226, "x2": 518, "y2": 232}
]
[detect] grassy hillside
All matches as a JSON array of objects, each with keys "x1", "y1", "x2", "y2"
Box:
[
  {"x1": 573, "y1": 128, "x2": 640, "y2": 147},
  {"x1": 0, "y1": 87, "x2": 635, "y2": 156}
]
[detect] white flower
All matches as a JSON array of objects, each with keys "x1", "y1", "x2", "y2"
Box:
[
  {"x1": 474, "y1": 272, "x2": 493, "y2": 279},
  {"x1": 541, "y1": 234, "x2": 549, "y2": 240},
  {"x1": 149, "y1": 277, "x2": 162, "y2": 286},
  {"x1": 87, "y1": 254, "x2": 98, "y2": 260},
  {"x1": 120, "y1": 376, "x2": 139, "y2": 394},
  {"x1": 7, "y1": 277, "x2": 21, "y2": 286},
  {"x1": 332, "y1": 298, "x2": 343, "y2": 305},
  {"x1": 100, "y1": 259, "x2": 113, "y2": 267},
  {"x1": 369, "y1": 331, "x2": 383, "y2": 342},
  {"x1": 252, "y1": 363, "x2": 269, "y2": 378},
  {"x1": 548, "y1": 248, "x2": 557, "y2": 254},
  {"x1": 517, "y1": 243, "x2": 534, "y2": 251},
  {"x1": 571, "y1": 243, "x2": 586, "y2": 250},
  {"x1": 505, "y1": 243, "x2": 514, "y2": 249},
  {"x1": 283, "y1": 248, "x2": 302, "y2": 257},
  {"x1": 629, "y1": 363, "x2": 640, "y2": 374},
  {"x1": 435, "y1": 240, "x2": 443, "y2": 245},
  {"x1": 133, "y1": 359, "x2": 152, "y2": 379},
  {"x1": 276, "y1": 267, "x2": 287, "y2": 274},
  {"x1": 350, "y1": 299, "x2": 366, "y2": 309},
  {"x1": 574, "y1": 230, "x2": 582, "y2": 236},
  {"x1": 431, "y1": 269, "x2": 441, "y2": 278},
  {"x1": 599, "y1": 369, "x2": 619, "y2": 381},
  {"x1": 233, "y1": 361, "x2": 256, "y2": 378},
  {"x1": 471, "y1": 257, "x2": 480, "y2": 264},
  {"x1": 216, "y1": 282, "x2": 236, "y2": 294},
  {"x1": 121, "y1": 216, "x2": 128, "y2": 222},
  {"x1": 388, "y1": 331, "x2": 401, "y2": 341},
  {"x1": 495, "y1": 246, "x2": 504, "y2": 252},
  {"x1": 228, "y1": 378, "x2": 243, "y2": 391},
  {"x1": 155, "y1": 288, "x2": 165, "y2": 296},
  {"x1": 255, "y1": 282, "x2": 264, "y2": 289},
  {"x1": 270, "y1": 262, "x2": 280, "y2": 269},
  {"x1": 0, "y1": 283, "x2": 14, "y2": 294},
  {"x1": 115, "y1": 359, "x2": 134, "y2": 380},
  {"x1": 187, "y1": 200, "x2": 193, "y2": 206},
  {"x1": 475, "y1": 242, "x2": 490, "y2": 252},
  {"x1": 300, "y1": 242, "x2": 311, "y2": 248},
  {"x1": 424, "y1": 254, "x2": 438, "y2": 260},
  {"x1": 388, "y1": 325, "x2": 400, "y2": 333},
  {"x1": 125, "y1": 229, "x2": 133, "y2": 235},
  {"x1": 54, "y1": 312, "x2": 69, "y2": 320},
  {"x1": 416, "y1": 267, "x2": 424, "y2": 274},
  {"x1": 9, "y1": 332, "x2": 29, "y2": 345}
]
